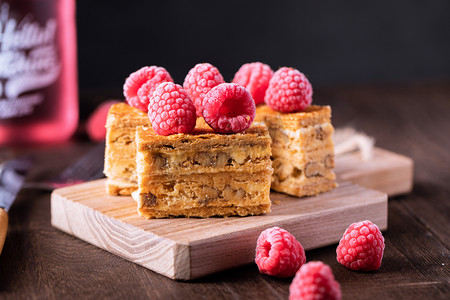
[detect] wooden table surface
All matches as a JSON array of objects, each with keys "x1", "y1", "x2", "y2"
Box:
[{"x1": 1, "y1": 81, "x2": 449, "y2": 299}]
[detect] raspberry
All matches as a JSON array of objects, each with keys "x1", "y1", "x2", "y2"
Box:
[
  {"x1": 264, "y1": 67, "x2": 313, "y2": 113},
  {"x1": 86, "y1": 100, "x2": 120, "y2": 142},
  {"x1": 255, "y1": 226, "x2": 306, "y2": 277},
  {"x1": 289, "y1": 261, "x2": 341, "y2": 300},
  {"x1": 336, "y1": 220, "x2": 385, "y2": 271},
  {"x1": 148, "y1": 82, "x2": 196, "y2": 136},
  {"x1": 123, "y1": 66, "x2": 173, "y2": 112},
  {"x1": 232, "y1": 62, "x2": 273, "y2": 105},
  {"x1": 202, "y1": 83, "x2": 255, "y2": 134},
  {"x1": 183, "y1": 63, "x2": 225, "y2": 117}
]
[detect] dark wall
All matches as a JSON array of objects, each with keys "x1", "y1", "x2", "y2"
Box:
[{"x1": 76, "y1": 0, "x2": 450, "y2": 92}]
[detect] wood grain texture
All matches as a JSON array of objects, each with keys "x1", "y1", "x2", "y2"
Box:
[
  {"x1": 51, "y1": 179, "x2": 387, "y2": 280},
  {"x1": 335, "y1": 147, "x2": 413, "y2": 196}
]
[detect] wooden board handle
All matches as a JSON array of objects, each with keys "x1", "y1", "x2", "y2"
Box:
[{"x1": 0, "y1": 209, "x2": 8, "y2": 255}]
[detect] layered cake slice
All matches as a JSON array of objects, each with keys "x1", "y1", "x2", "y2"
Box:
[
  {"x1": 134, "y1": 121, "x2": 273, "y2": 218},
  {"x1": 256, "y1": 105, "x2": 337, "y2": 197},
  {"x1": 104, "y1": 103, "x2": 148, "y2": 195}
]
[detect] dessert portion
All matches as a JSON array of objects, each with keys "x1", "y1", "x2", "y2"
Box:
[
  {"x1": 255, "y1": 105, "x2": 337, "y2": 197},
  {"x1": 134, "y1": 121, "x2": 273, "y2": 218},
  {"x1": 105, "y1": 62, "x2": 337, "y2": 219},
  {"x1": 104, "y1": 103, "x2": 148, "y2": 195}
]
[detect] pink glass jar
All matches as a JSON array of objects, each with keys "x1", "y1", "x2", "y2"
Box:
[{"x1": 0, "y1": 0, "x2": 78, "y2": 145}]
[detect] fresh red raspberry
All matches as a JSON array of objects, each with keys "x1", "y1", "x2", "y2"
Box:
[
  {"x1": 289, "y1": 261, "x2": 341, "y2": 300},
  {"x1": 232, "y1": 62, "x2": 273, "y2": 105},
  {"x1": 336, "y1": 220, "x2": 385, "y2": 271},
  {"x1": 183, "y1": 63, "x2": 225, "y2": 117},
  {"x1": 255, "y1": 226, "x2": 306, "y2": 277},
  {"x1": 123, "y1": 66, "x2": 173, "y2": 112},
  {"x1": 202, "y1": 83, "x2": 255, "y2": 134},
  {"x1": 148, "y1": 82, "x2": 196, "y2": 136},
  {"x1": 264, "y1": 67, "x2": 313, "y2": 113}
]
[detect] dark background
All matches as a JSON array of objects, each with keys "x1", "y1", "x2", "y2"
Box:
[{"x1": 76, "y1": 0, "x2": 450, "y2": 112}]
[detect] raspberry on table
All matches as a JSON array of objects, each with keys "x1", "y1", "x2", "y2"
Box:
[
  {"x1": 255, "y1": 226, "x2": 306, "y2": 277},
  {"x1": 148, "y1": 82, "x2": 196, "y2": 136},
  {"x1": 86, "y1": 100, "x2": 120, "y2": 142},
  {"x1": 183, "y1": 63, "x2": 225, "y2": 117},
  {"x1": 264, "y1": 67, "x2": 313, "y2": 113},
  {"x1": 202, "y1": 83, "x2": 255, "y2": 134},
  {"x1": 232, "y1": 62, "x2": 273, "y2": 105},
  {"x1": 336, "y1": 220, "x2": 385, "y2": 271},
  {"x1": 289, "y1": 261, "x2": 341, "y2": 300},
  {"x1": 123, "y1": 66, "x2": 173, "y2": 112}
]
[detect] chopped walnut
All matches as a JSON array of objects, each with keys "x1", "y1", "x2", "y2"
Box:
[
  {"x1": 199, "y1": 186, "x2": 219, "y2": 200},
  {"x1": 142, "y1": 193, "x2": 157, "y2": 207},
  {"x1": 194, "y1": 152, "x2": 212, "y2": 166},
  {"x1": 324, "y1": 154, "x2": 334, "y2": 169},
  {"x1": 153, "y1": 154, "x2": 167, "y2": 169},
  {"x1": 316, "y1": 126, "x2": 325, "y2": 140},
  {"x1": 305, "y1": 162, "x2": 323, "y2": 178},
  {"x1": 214, "y1": 152, "x2": 229, "y2": 168}
]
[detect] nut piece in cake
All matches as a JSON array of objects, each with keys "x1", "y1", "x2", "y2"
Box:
[
  {"x1": 134, "y1": 123, "x2": 273, "y2": 218},
  {"x1": 255, "y1": 105, "x2": 337, "y2": 197}
]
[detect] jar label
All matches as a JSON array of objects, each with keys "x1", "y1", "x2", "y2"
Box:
[{"x1": 0, "y1": 3, "x2": 60, "y2": 119}]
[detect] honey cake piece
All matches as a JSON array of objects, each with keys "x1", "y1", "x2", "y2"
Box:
[
  {"x1": 104, "y1": 104, "x2": 225, "y2": 195},
  {"x1": 104, "y1": 103, "x2": 149, "y2": 195},
  {"x1": 134, "y1": 124, "x2": 273, "y2": 218},
  {"x1": 256, "y1": 105, "x2": 337, "y2": 197}
]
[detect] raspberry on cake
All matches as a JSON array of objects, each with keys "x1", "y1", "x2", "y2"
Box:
[
  {"x1": 255, "y1": 105, "x2": 337, "y2": 197},
  {"x1": 123, "y1": 66, "x2": 173, "y2": 112},
  {"x1": 134, "y1": 120, "x2": 273, "y2": 218},
  {"x1": 183, "y1": 63, "x2": 225, "y2": 117},
  {"x1": 265, "y1": 67, "x2": 312, "y2": 113},
  {"x1": 202, "y1": 83, "x2": 256, "y2": 134},
  {"x1": 232, "y1": 62, "x2": 273, "y2": 105},
  {"x1": 148, "y1": 82, "x2": 196, "y2": 136}
]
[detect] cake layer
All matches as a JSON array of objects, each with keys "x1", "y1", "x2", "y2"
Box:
[
  {"x1": 106, "y1": 177, "x2": 138, "y2": 196},
  {"x1": 271, "y1": 180, "x2": 338, "y2": 198},
  {"x1": 136, "y1": 126, "x2": 271, "y2": 175},
  {"x1": 105, "y1": 157, "x2": 137, "y2": 181},
  {"x1": 137, "y1": 203, "x2": 271, "y2": 219},
  {"x1": 271, "y1": 146, "x2": 335, "y2": 165},
  {"x1": 138, "y1": 169, "x2": 271, "y2": 202},
  {"x1": 256, "y1": 105, "x2": 332, "y2": 128},
  {"x1": 136, "y1": 123, "x2": 271, "y2": 152},
  {"x1": 272, "y1": 156, "x2": 335, "y2": 181},
  {"x1": 268, "y1": 123, "x2": 334, "y2": 152},
  {"x1": 136, "y1": 170, "x2": 272, "y2": 218}
]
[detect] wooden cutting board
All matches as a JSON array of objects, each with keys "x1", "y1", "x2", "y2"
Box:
[
  {"x1": 51, "y1": 147, "x2": 411, "y2": 280},
  {"x1": 335, "y1": 147, "x2": 413, "y2": 196}
]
